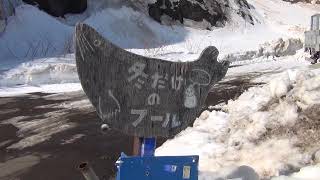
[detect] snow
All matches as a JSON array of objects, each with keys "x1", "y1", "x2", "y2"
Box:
[
  {"x1": 272, "y1": 164, "x2": 320, "y2": 180},
  {"x1": 84, "y1": 6, "x2": 187, "y2": 49},
  {"x1": 156, "y1": 69, "x2": 320, "y2": 179},
  {"x1": 1, "y1": 0, "x2": 320, "y2": 179},
  {"x1": 0, "y1": 5, "x2": 73, "y2": 71},
  {"x1": 0, "y1": 83, "x2": 82, "y2": 97},
  {"x1": 247, "y1": 0, "x2": 320, "y2": 38},
  {"x1": 1, "y1": 0, "x2": 319, "y2": 89},
  {"x1": 0, "y1": 55, "x2": 78, "y2": 87}
]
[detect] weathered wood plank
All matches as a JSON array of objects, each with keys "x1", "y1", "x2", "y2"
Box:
[{"x1": 75, "y1": 23, "x2": 229, "y2": 137}]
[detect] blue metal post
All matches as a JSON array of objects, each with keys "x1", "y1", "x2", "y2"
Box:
[
  {"x1": 116, "y1": 136, "x2": 199, "y2": 180},
  {"x1": 139, "y1": 137, "x2": 156, "y2": 157}
]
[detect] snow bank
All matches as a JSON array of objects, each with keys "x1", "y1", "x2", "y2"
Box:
[
  {"x1": 0, "y1": 55, "x2": 78, "y2": 86},
  {"x1": 272, "y1": 164, "x2": 320, "y2": 180},
  {"x1": 84, "y1": 6, "x2": 187, "y2": 49},
  {"x1": 0, "y1": 83, "x2": 82, "y2": 97},
  {"x1": 223, "y1": 38, "x2": 303, "y2": 63},
  {"x1": 156, "y1": 69, "x2": 320, "y2": 178},
  {"x1": 0, "y1": 5, "x2": 73, "y2": 71}
]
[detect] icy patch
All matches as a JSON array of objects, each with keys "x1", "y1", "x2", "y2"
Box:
[{"x1": 157, "y1": 69, "x2": 320, "y2": 178}]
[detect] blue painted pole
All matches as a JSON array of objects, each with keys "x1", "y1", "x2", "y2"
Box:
[{"x1": 140, "y1": 137, "x2": 156, "y2": 157}]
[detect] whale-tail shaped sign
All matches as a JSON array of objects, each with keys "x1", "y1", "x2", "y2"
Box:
[{"x1": 75, "y1": 23, "x2": 229, "y2": 137}]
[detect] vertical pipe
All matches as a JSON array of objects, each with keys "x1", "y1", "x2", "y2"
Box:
[
  {"x1": 78, "y1": 162, "x2": 100, "y2": 180},
  {"x1": 140, "y1": 137, "x2": 156, "y2": 157},
  {"x1": 132, "y1": 136, "x2": 141, "y2": 156}
]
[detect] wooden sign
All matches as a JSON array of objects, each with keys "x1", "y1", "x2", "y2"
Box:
[{"x1": 75, "y1": 23, "x2": 229, "y2": 137}]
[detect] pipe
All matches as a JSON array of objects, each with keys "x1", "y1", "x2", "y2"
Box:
[
  {"x1": 140, "y1": 137, "x2": 156, "y2": 157},
  {"x1": 78, "y1": 162, "x2": 100, "y2": 180}
]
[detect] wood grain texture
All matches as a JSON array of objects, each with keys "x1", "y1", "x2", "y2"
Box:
[{"x1": 75, "y1": 23, "x2": 229, "y2": 137}]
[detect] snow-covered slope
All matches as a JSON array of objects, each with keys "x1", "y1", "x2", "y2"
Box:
[
  {"x1": 1, "y1": 0, "x2": 319, "y2": 87},
  {"x1": 0, "y1": 5, "x2": 186, "y2": 71},
  {"x1": 0, "y1": 5, "x2": 73, "y2": 71},
  {"x1": 248, "y1": 0, "x2": 319, "y2": 38}
]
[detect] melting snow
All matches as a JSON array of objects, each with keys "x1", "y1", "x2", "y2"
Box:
[{"x1": 156, "y1": 69, "x2": 320, "y2": 178}]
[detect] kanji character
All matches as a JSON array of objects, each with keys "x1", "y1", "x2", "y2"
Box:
[
  {"x1": 171, "y1": 75, "x2": 184, "y2": 90},
  {"x1": 127, "y1": 62, "x2": 148, "y2": 89},
  {"x1": 151, "y1": 72, "x2": 168, "y2": 89}
]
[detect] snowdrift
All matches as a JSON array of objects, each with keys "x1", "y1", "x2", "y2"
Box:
[
  {"x1": 0, "y1": 5, "x2": 73, "y2": 71},
  {"x1": 0, "y1": 4, "x2": 187, "y2": 71},
  {"x1": 223, "y1": 38, "x2": 304, "y2": 63},
  {"x1": 156, "y1": 69, "x2": 320, "y2": 179},
  {"x1": 0, "y1": 55, "x2": 78, "y2": 86}
]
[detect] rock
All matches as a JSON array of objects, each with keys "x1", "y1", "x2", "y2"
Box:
[
  {"x1": 0, "y1": 2, "x2": 4, "y2": 19},
  {"x1": 313, "y1": 149, "x2": 320, "y2": 163},
  {"x1": 226, "y1": 165, "x2": 260, "y2": 180},
  {"x1": 273, "y1": 38, "x2": 303, "y2": 57},
  {"x1": 303, "y1": 104, "x2": 320, "y2": 121},
  {"x1": 0, "y1": 3, "x2": 4, "y2": 32},
  {"x1": 22, "y1": 0, "x2": 87, "y2": 17},
  {"x1": 147, "y1": 0, "x2": 254, "y2": 29},
  {"x1": 201, "y1": 165, "x2": 260, "y2": 180},
  {"x1": 0, "y1": 0, "x2": 21, "y2": 18},
  {"x1": 0, "y1": 0, "x2": 23, "y2": 33},
  {"x1": 0, "y1": 20, "x2": 5, "y2": 33},
  {"x1": 311, "y1": 0, "x2": 320, "y2": 4},
  {"x1": 282, "y1": 0, "x2": 320, "y2": 4},
  {"x1": 199, "y1": 110, "x2": 210, "y2": 120}
]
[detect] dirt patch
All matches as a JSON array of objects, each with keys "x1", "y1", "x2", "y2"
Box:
[
  {"x1": 0, "y1": 92, "x2": 167, "y2": 180},
  {"x1": 205, "y1": 74, "x2": 265, "y2": 108}
]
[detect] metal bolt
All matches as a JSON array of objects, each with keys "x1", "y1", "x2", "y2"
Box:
[{"x1": 100, "y1": 124, "x2": 110, "y2": 133}]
